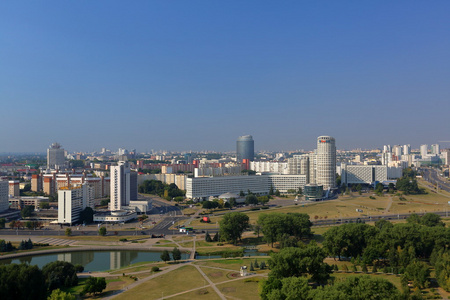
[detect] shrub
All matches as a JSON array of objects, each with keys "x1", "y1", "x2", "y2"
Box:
[{"x1": 151, "y1": 266, "x2": 160, "y2": 272}]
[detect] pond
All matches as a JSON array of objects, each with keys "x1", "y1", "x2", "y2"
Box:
[{"x1": 0, "y1": 250, "x2": 190, "y2": 272}]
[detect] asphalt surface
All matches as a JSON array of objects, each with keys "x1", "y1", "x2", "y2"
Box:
[{"x1": 421, "y1": 167, "x2": 450, "y2": 193}]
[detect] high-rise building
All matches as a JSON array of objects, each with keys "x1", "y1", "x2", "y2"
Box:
[
  {"x1": 431, "y1": 144, "x2": 440, "y2": 155},
  {"x1": 236, "y1": 135, "x2": 254, "y2": 163},
  {"x1": 0, "y1": 180, "x2": 8, "y2": 212},
  {"x1": 316, "y1": 136, "x2": 336, "y2": 190},
  {"x1": 58, "y1": 184, "x2": 89, "y2": 224},
  {"x1": 47, "y1": 143, "x2": 65, "y2": 169},
  {"x1": 420, "y1": 144, "x2": 428, "y2": 158},
  {"x1": 110, "y1": 161, "x2": 137, "y2": 211},
  {"x1": 403, "y1": 144, "x2": 411, "y2": 155}
]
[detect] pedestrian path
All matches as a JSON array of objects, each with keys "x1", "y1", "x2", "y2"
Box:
[{"x1": 36, "y1": 237, "x2": 78, "y2": 246}]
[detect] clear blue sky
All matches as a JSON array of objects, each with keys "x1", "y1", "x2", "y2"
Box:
[{"x1": 1, "y1": 1, "x2": 450, "y2": 153}]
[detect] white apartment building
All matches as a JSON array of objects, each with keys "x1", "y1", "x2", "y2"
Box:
[
  {"x1": 316, "y1": 136, "x2": 336, "y2": 190},
  {"x1": 420, "y1": 144, "x2": 428, "y2": 158},
  {"x1": 250, "y1": 161, "x2": 289, "y2": 174},
  {"x1": 0, "y1": 180, "x2": 9, "y2": 212},
  {"x1": 186, "y1": 174, "x2": 307, "y2": 200},
  {"x1": 110, "y1": 161, "x2": 137, "y2": 211},
  {"x1": 58, "y1": 185, "x2": 86, "y2": 224},
  {"x1": 341, "y1": 164, "x2": 403, "y2": 185},
  {"x1": 431, "y1": 144, "x2": 440, "y2": 155}
]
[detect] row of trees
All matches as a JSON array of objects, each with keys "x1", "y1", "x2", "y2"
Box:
[
  {"x1": 0, "y1": 261, "x2": 88, "y2": 300},
  {"x1": 260, "y1": 243, "x2": 402, "y2": 299},
  {"x1": 323, "y1": 214, "x2": 449, "y2": 265},
  {"x1": 138, "y1": 180, "x2": 185, "y2": 199},
  {"x1": 257, "y1": 213, "x2": 313, "y2": 247},
  {"x1": 160, "y1": 247, "x2": 182, "y2": 263}
]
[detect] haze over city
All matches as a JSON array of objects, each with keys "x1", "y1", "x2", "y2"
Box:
[{"x1": 1, "y1": 1, "x2": 450, "y2": 153}]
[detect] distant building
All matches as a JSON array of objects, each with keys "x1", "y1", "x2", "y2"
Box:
[
  {"x1": 431, "y1": 144, "x2": 440, "y2": 155},
  {"x1": 9, "y1": 196, "x2": 49, "y2": 210},
  {"x1": 110, "y1": 161, "x2": 137, "y2": 211},
  {"x1": 316, "y1": 136, "x2": 336, "y2": 190},
  {"x1": 0, "y1": 180, "x2": 8, "y2": 212},
  {"x1": 237, "y1": 135, "x2": 254, "y2": 163},
  {"x1": 420, "y1": 144, "x2": 428, "y2": 158},
  {"x1": 47, "y1": 143, "x2": 66, "y2": 169},
  {"x1": 58, "y1": 184, "x2": 92, "y2": 224},
  {"x1": 186, "y1": 174, "x2": 306, "y2": 200},
  {"x1": 8, "y1": 180, "x2": 20, "y2": 197},
  {"x1": 341, "y1": 164, "x2": 403, "y2": 185}
]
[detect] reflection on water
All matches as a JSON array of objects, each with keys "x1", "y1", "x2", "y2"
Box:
[{"x1": 0, "y1": 250, "x2": 189, "y2": 272}]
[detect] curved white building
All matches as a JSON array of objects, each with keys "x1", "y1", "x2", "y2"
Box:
[{"x1": 316, "y1": 136, "x2": 336, "y2": 190}]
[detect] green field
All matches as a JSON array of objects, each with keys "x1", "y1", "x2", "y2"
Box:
[{"x1": 114, "y1": 265, "x2": 205, "y2": 300}]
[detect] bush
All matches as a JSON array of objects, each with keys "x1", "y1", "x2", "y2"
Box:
[{"x1": 151, "y1": 266, "x2": 160, "y2": 272}]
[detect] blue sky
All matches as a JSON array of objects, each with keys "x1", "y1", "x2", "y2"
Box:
[{"x1": 1, "y1": 1, "x2": 450, "y2": 153}]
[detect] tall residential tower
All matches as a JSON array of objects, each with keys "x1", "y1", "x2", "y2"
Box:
[
  {"x1": 316, "y1": 136, "x2": 336, "y2": 190},
  {"x1": 110, "y1": 161, "x2": 137, "y2": 211}
]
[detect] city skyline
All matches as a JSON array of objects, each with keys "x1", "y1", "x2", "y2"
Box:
[{"x1": 1, "y1": 2, "x2": 450, "y2": 152}]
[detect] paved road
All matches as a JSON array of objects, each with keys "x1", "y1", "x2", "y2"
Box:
[{"x1": 421, "y1": 167, "x2": 450, "y2": 193}]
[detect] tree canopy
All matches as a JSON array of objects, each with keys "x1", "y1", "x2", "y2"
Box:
[
  {"x1": 0, "y1": 263, "x2": 47, "y2": 300},
  {"x1": 219, "y1": 212, "x2": 249, "y2": 245}
]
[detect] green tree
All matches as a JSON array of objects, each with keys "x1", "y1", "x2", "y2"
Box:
[
  {"x1": 356, "y1": 184, "x2": 362, "y2": 195},
  {"x1": 434, "y1": 251, "x2": 450, "y2": 291},
  {"x1": 309, "y1": 275, "x2": 400, "y2": 300},
  {"x1": 81, "y1": 277, "x2": 106, "y2": 296},
  {"x1": 403, "y1": 260, "x2": 430, "y2": 288},
  {"x1": 275, "y1": 189, "x2": 281, "y2": 196},
  {"x1": 172, "y1": 247, "x2": 181, "y2": 262},
  {"x1": 25, "y1": 220, "x2": 33, "y2": 229},
  {"x1": 39, "y1": 202, "x2": 50, "y2": 209},
  {"x1": 420, "y1": 213, "x2": 445, "y2": 227},
  {"x1": 269, "y1": 244, "x2": 331, "y2": 284},
  {"x1": 160, "y1": 250, "x2": 171, "y2": 263},
  {"x1": 219, "y1": 212, "x2": 249, "y2": 245},
  {"x1": 0, "y1": 263, "x2": 47, "y2": 300},
  {"x1": 65, "y1": 228, "x2": 72, "y2": 236},
  {"x1": 42, "y1": 261, "x2": 78, "y2": 291},
  {"x1": 79, "y1": 207, "x2": 94, "y2": 224},
  {"x1": 375, "y1": 183, "x2": 384, "y2": 194},
  {"x1": 0, "y1": 218, "x2": 5, "y2": 229},
  {"x1": 98, "y1": 227, "x2": 107, "y2": 236},
  {"x1": 205, "y1": 232, "x2": 212, "y2": 242},
  {"x1": 21, "y1": 205, "x2": 34, "y2": 218},
  {"x1": 245, "y1": 194, "x2": 258, "y2": 205},
  {"x1": 48, "y1": 289, "x2": 76, "y2": 300}
]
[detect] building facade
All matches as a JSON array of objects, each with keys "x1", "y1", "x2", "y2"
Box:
[
  {"x1": 0, "y1": 180, "x2": 8, "y2": 212},
  {"x1": 47, "y1": 143, "x2": 66, "y2": 169},
  {"x1": 186, "y1": 174, "x2": 307, "y2": 200},
  {"x1": 237, "y1": 135, "x2": 254, "y2": 163},
  {"x1": 58, "y1": 185, "x2": 85, "y2": 224},
  {"x1": 110, "y1": 161, "x2": 137, "y2": 211},
  {"x1": 316, "y1": 136, "x2": 336, "y2": 190}
]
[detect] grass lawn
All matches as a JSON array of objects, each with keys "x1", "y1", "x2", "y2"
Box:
[
  {"x1": 200, "y1": 267, "x2": 231, "y2": 283},
  {"x1": 170, "y1": 287, "x2": 221, "y2": 300},
  {"x1": 109, "y1": 262, "x2": 166, "y2": 275},
  {"x1": 114, "y1": 265, "x2": 205, "y2": 300},
  {"x1": 216, "y1": 276, "x2": 265, "y2": 300},
  {"x1": 195, "y1": 258, "x2": 270, "y2": 271}
]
